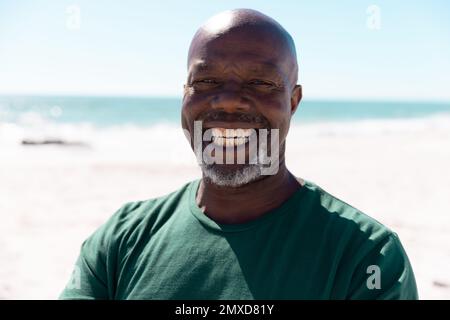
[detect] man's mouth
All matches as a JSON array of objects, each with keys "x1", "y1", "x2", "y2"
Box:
[{"x1": 209, "y1": 128, "x2": 255, "y2": 147}]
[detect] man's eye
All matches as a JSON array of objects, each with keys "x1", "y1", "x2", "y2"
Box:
[
  {"x1": 248, "y1": 79, "x2": 273, "y2": 86},
  {"x1": 194, "y1": 79, "x2": 218, "y2": 84}
]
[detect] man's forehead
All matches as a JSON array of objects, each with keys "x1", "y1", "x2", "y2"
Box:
[
  {"x1": 187, "y1": 9, "x2": 299, "y2": 84},
  {"x1": 189, "y1": 58, "x2": 283, "y2": 74}
]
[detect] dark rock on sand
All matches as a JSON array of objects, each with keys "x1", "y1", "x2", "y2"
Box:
[{"x1": 21, "y1": 139, "x2": 88, "y2": 147}]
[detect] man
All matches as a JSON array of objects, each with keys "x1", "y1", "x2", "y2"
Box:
[{"x1": 60, "y1": 9, "x2": 418, "y2": 300}]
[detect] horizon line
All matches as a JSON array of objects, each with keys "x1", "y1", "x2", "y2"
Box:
[{"x1": 0, "y1": 93, "x2": 449, "y2": 104}]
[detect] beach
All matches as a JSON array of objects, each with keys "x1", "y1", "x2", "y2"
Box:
[
  {"x1": 1, "y1": 108, "x2": 450, "y2": 299},
  {"x1": 2, "y1": 0, "x2": 450, "y2": 301}
]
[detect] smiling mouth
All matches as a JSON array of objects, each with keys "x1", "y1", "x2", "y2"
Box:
[{"x1": 208, "y1": 128, "x2": 256, "y2": 147}]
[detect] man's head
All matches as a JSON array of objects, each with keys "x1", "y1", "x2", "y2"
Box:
[{"x1": 182, "y1": 9, "x2": 302, "y2": 187}]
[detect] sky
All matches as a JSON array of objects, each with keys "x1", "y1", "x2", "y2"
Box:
[{"x1": 0, "y1": 0, "x2": 449, "y2": 101}]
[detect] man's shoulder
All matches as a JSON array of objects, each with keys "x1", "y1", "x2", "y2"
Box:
[
  {"x1": 301, "y1": 181, "x2": 418, "y2": 299},
  {"x1": 116, "y1": 179, "x2": 196, "y2": 221},
  {"x1": 302, "y1": 180, "x2": 395, "y2": 244},
  {"x1": 96, "y1": 180, "x2": 197, "y2": 240}
]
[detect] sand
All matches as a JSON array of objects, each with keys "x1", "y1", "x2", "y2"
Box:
[{"x1": 0, "y1": 118, "x2": 449, "y2": 299}]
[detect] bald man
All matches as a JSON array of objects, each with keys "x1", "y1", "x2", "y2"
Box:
[{"x1": 60, "y1": 9, "x2": 418, "y2": 300}]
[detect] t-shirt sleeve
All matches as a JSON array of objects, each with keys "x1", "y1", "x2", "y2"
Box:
[
  {"x1": 59, "y1": 205, "x2": 129, "y2": 300},
  {"x1": 346, "y1": 232, "x2": 419, "y2": 300}
]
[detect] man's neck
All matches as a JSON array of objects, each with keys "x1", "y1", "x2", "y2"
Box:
[{"x1": 196, "y1": 164, "x2": 303, "y2": 224}]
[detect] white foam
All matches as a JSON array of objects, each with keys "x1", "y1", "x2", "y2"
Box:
[
  {"x1": 2, "y1": 114, "x2": 450, "y2": 166},
  {"x1": 293, "y1": 113, "x2": 450, "y2": 136}
]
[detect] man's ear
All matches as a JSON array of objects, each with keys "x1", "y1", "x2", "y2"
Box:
[
  {"x1": 183, "y1": 84, "x2": 189, "y2": 98},
  {"x1": 290, "y1": 84, "x2": 302, "y2": 115}
]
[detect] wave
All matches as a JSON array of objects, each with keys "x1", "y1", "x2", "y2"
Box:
[{"x1": 1, "y1": 112, "x2": 450, "y2": 165}]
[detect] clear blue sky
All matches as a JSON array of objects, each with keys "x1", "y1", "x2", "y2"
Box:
[{"x1": 1, "y1": 0, "x2": 449, "y2": 101}]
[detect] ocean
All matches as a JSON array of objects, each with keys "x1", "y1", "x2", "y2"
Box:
[
  {"x1": 1, "y1": 95, "x2": 450, "y2": 164},
  {"x1": 1, "y1": 95, "x2": 450, "y2": 127}
]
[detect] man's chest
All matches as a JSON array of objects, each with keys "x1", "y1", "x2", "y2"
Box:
[{"x1": 112, "y1": 228, "x2": 338, "y2": 299}]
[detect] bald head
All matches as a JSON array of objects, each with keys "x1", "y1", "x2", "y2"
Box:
[
  {"x1": 187, "y1": 9, "x2": 299, "y2": 85},
  {"x1": 182, "y1": 9, "x2": 303, "y2": 186}
]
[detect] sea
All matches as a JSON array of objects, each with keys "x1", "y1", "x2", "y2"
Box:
[
  {"x1": 2, "y1": 95, "x2": 450, "y2": 127},
  {"x1": 1, "y1": 95, "x2": 449, "y2": 164}
]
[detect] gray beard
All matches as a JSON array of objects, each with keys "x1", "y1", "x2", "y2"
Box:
[
  {"x1": 199, "y1": 137, "x2": 274, "y2": 187},
  {"x1": 200, "y1": 164, "x2": 263, "y2": 188}
]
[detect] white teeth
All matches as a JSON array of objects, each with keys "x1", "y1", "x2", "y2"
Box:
[
  {"x1": 240, "y1": 129, "x2": 253, "y2": 138},
  {"x1": 225, "y1": 136, "x2": 234, "y2": 147},
  {"x1": 236, "y1": 137, "x2": 245, "y2": 146},
  {"x1": 209, "y1": 128, "x2": 254, "y2": 147},
  {"x1": 212, "y1": 128, "x2": 223, "y2": 137},
  {"x1": 225, "y1": 129, "x2": 234, "y2": 139},
  {"x1": 211, "y1": 136, "x2": 249, "y2": 147},
  {"x1": 214, "y1": 137, "x2": 224, "y2": 146},
  {"x1": 210, "y1": 128, "x2": 253, "y2": 138}
]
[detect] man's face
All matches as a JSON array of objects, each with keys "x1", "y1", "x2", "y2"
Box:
[{"x1": 182, "y1": 27, "x2": 300, "y2": 186}]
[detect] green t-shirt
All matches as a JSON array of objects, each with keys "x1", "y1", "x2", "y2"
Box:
[{"x1": 60, "y1": 179, "x2": 418, "y2": 300}]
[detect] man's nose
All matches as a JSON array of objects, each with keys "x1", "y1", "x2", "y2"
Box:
[{"x1": 210, "y1": 84, "x2": 250, "y2": 113}]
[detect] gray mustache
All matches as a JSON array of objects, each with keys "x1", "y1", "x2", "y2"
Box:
[{"x1": 198, "y1": 111, "x2": 270, "y2": 127}]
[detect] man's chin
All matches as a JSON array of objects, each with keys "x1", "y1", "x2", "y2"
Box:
[{"x1": 200, "y1": 164, "x2": 264, "y2": 188}]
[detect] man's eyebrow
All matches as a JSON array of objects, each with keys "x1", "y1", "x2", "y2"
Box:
[{"x1": 190, "y1": 61, "x2": 212, "y2": 72}]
